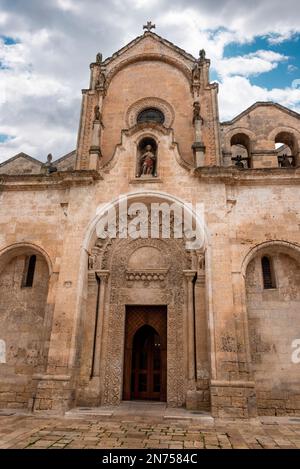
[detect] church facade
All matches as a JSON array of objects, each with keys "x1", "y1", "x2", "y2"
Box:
[{"x1": 0, "y1": 26, "x2": 300, "y2": 419}]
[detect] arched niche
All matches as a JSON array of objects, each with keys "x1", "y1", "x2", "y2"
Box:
[
  {"x1": 0, "y1": 243, "x2": 52, "y2": 408},
  {"x1": 136, "y1": 136, "x2": 158, "y2": 178},
  {"x1": 244, "y1": 241, "x2": 300, "y2": 415}
]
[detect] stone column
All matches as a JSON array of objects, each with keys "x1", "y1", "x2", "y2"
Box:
[
  {"x1": 77, "y1": 270, "x2": 109, "y2": 407},
  {"x1": 194, "y1": 273, "x2": 210, "y2": 410},
  {"x1": 86, "y1": 272, "x2": 99, "y2": 377},
  {"x1": 92, "y1": 270, "x2": 110, "y2": 379},
  {"x1": 184, "y1": 270, "x2": 198, "y2": 409}
]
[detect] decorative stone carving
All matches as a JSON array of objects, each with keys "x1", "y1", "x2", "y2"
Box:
[
  {"x1": 96, "y1": 236, "x2": 192, "y2": 407},
  {"x1": 143, "y1": 21, "x2": 156, "y2": 32},
  {"x1": 88, "y1": 254, "x2": 95, "y2": 270},
  {"x1": 126, "y1": 269, "x2": 168, "y2": 282}
]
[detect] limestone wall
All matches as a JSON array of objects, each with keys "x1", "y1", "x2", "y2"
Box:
[
  {"x1": 0, "y1": 254, "x2": 49, "y2": 408},
  {"x1": 246, "y1": 253, "x2": 300, "y2": 415}
]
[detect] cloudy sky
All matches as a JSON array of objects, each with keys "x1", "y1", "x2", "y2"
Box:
[{"x1": 1, "y1": 0, "x2": 300, "y2": 163}]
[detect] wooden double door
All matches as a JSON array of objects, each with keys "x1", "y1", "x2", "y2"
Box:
[{"x1": 123, "y1": 306, "x2": 167, "y2": 402}]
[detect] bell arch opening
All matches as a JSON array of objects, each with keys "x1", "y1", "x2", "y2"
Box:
[
  {"x1": 275, "y1": 131, "x2": 298, "y2": 167},
  {"x1": 230, "y1": 133, "x2": 251, "y2": 168}
]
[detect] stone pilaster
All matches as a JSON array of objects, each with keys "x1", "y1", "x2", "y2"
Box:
[{"x1": 184, "y1": 270, "x2": 200, "y2": 410}]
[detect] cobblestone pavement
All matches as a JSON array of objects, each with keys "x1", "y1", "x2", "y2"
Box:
[{"x1": 1, "y1": 412, "x2": 300, "y2": 449}]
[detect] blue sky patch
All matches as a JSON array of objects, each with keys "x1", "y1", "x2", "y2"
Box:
[
  {"x1": 0, "y1": 134, "x2": 14, "y2": 143},
  {"x1": 222, "y1": 34, "x2": 300, "y2": 89},
  {"x1": 0, "y1": 36, "x2": 19, "y2": 46}
]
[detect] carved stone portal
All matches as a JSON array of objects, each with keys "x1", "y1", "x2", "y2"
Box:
[{"x1": 78, "y1": 228, "x2": 201, "y2": 408}]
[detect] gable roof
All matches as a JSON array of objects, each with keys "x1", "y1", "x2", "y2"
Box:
[
  {"x1": 52, "y1": 150, "x2": 76, "y2": 165},
  {"x1": 0, "y1": 152, "x2": 42, "y2": 168},
  {"x1": 101, "y1": 31, "x2": 196, "y2": 66},
  {"x1": 221, "y1": 102, "x2": 300, "y2": 126},
  {"x1": 0, "y1": 150, "x2": 76, "y2": 168}
]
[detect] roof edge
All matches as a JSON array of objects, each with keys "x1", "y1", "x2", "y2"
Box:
[
  {"x1": 101, "y1": 31, "x2": 196, "y2": 67},
  {"x1": 221, "y1": 102, "x2": 300, "y2": 126}
]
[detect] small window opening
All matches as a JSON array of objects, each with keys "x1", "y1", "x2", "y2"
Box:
[
  {"x1": 22, "y1": 255, "x2": 36, "y2": 288},
  {"x1": 137, "y1": 108, "x2": 165, "y2": 125},
  {"x1": 261, "y1": 256, "x2": 276, "y2": 289}
]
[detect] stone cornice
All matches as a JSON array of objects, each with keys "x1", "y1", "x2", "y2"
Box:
[
  {"x1": 193, "y1": 166, "x2": 300, "y2": 185},
  {"x1": 0, "y1": 170, "x2": 102, "y2": 191}
]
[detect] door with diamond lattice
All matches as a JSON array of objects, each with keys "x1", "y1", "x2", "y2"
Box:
[{"x1": 123, "y1": 306, "x2": 167, "y2": 402}]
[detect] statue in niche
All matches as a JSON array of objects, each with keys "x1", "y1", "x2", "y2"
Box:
[
  {"x1": 193, "y1": 102, "x2": 203, "y2": 124},
  {"x1": 94, "y1": 105, "x2": 104, "y2": 128},
  {"x1": 197, "y1": 252, "x2": 205, "y2": 272},
  {"x1": 94, "y1": 105, "x2": 101, "y2": 121},
  {"x1": 139, "y1": 145, "x2": 156, "y2": 176},
  {"x1": 88, "y1": 254, "x2": 96, "y2": 270},
  {"x1": 192, "y1": 62, "x2": 201, "y2": 82},
  {"x1": 96, "y1": 72, "x2": 106, "y2": 89}
]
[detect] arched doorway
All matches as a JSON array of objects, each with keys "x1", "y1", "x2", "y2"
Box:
[
  {"x1": 131, "y1": 325, "x2": 161, "y2": 400},
  {"x1": 123, "y1": 305, "x2": 167, "y2": 402}
]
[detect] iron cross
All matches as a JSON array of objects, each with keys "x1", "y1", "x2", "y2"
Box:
[{"x1": 143, "y1": 21, "x2": 156, "y2": 32}]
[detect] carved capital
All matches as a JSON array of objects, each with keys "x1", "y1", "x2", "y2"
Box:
[
  {"x1": 96, "y1": 270, "x2": 110, "y2": 281},
  {"x1": 183, "y1": 270, "x2": 197, "y2": 281}
]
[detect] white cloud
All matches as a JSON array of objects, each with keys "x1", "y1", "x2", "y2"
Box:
[
  {"x1": 267, "y1": 31, "x2": 296, "y2": 45},
  {"x1": 215, "y1": 50, "x2": 288, "y2": 78},
  {"x1": 219, "y1": 76, "x2": 300, "y2": 121},
  {"x1": 56, "y1": 0, "x2": 81, "y2": 12}
]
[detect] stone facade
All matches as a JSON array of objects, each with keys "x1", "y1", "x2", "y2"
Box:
[{"x1": 0, "y1": 29, "x2": 300, "y2": 418}]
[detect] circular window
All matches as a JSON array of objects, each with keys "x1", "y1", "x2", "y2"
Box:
[{"x1": 137, "y1": 108, "x2": 165, "y2": 125}]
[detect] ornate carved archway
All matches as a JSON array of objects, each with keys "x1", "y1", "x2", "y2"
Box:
[{"x1": 76, "y1": 191, "x2": 208, "y2": 409}]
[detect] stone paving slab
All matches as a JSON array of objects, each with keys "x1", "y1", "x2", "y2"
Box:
[{"x1": 0, "y1": 413, "x2": 300, "y2": 449}]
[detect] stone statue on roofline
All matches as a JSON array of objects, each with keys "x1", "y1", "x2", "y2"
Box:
[{"x1": 96, "y1": 52, "x2": 102, "y2": 64}]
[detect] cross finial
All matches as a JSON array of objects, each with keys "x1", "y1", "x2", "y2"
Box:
[{"x1": 143, "y1": 21, "x2": 156, "y2": 33}]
